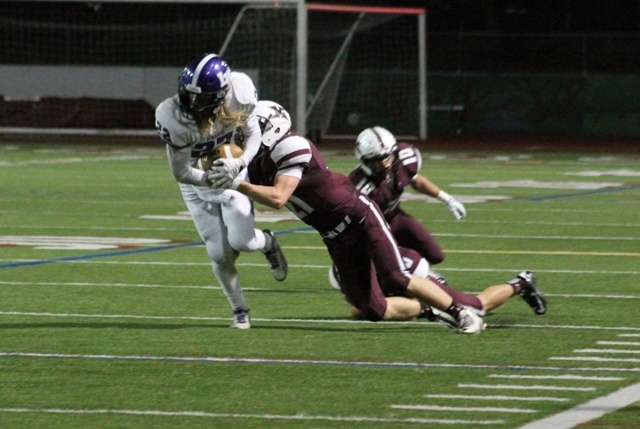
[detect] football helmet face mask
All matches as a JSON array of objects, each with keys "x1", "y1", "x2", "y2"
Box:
[
  {"x1": 355, "y1": 126, "x2": 398, "y2": 175},
  {"x1": 178, "y1": 53, "x2": 231, "y2": 122},
  {"x1": 254, "y1": 100, "x2": 292, "y2": 147}
]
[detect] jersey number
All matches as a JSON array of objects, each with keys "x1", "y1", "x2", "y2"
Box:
[
  {"x1": 398, "y1": 147, "x2": 417, "y2": 166},
  {"x1": 155, "y1": 120, "x2": 172, "y2": 144}
]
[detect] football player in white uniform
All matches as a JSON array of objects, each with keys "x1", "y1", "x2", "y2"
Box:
[{"x1": 155, "y1": 53, "x2": 288, "y2": 329}]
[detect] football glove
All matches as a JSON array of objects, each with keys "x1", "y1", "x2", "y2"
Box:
[
  {"x1": 207, "y1": 169, "x2": 242, "y2": 190},
  {"x1": 211, "y1": 157, "x2": 245, "y2": 178},
  {"x1": 437, "y1": 190, "x2": 466, "y2": 221}
]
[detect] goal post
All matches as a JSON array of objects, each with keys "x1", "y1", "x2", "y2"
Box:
[
  {"x1": 305, "y1": 3, "x2": 426, "y2": 139},
  {"x1": 0, "y1": 0, "x2": 426, "y2": 140}
]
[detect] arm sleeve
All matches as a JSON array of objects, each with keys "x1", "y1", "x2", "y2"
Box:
[
  {"x1": 227, "y1": 72, "x2": 261, "y2": 166},
  {"x1": 166, "y1": 144, "x2": 208, "y2": 186},
  {"x1": 407, "y1": 145, "x2": 422, "y2": 182},
  {"x1": 238, "y1": 113, "x2": 262, "y2": 166}
]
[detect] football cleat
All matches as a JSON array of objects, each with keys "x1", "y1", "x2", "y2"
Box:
[
  {"x1": 514, "y1": 271, "x2": 547, "y2": 315},
  {"x1": 231, "y1": 308, "x2": 251, "y2": 329},
  {"x1": 456, "y1": 308, "x2": 484, "y2": 334},
  {"x1": 262, "y1": 229, "x2": 288, "y2": 282},
  {"x1": 429, "y1": 307, "x2": 458, "y2": 329},
  {"x1": 429, "y1": 270, "x2": 449, "y2": 285}
]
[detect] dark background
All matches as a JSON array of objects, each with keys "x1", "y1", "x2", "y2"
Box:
[
  {"x1": 321, "y1": 0, "x2": 640, "y2": 33},
  {"x1": 2, "y1": 1, "x2": 640, "y2": 141}
]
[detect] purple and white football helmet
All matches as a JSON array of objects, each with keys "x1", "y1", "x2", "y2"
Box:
[{"x1": 178, "y1": 53, "x2": 231, "y2": 121}]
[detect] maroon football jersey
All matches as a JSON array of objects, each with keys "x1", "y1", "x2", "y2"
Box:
[
  {"x1": 348, "y1": 142, "x2": 421, "y2": 218},
  {"x1": 247, "y1": 134, "x2": 414, "y2": 320},
  {"x1": 247, "y1": 134, "x2": 360, "y2": 236}
]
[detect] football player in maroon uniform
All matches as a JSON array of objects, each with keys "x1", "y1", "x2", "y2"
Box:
[
  {"x1": 341, "y1": 127, "x2": 546, "y2": 321},
  {"x1": 349, "y1": 126, "x2": 465, "y2": 266},
  {"x1": 329, "y1": 246, "x2": 546, "y2": 325}
]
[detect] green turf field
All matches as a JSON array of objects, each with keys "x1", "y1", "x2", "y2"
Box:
[{"x1": 1, "y1": 142, "x2": 639, "y2": 428}]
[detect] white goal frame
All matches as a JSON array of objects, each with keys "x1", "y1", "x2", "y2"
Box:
[{"x1": 1, "y1": 0, "x2": 427, "y2": 139}]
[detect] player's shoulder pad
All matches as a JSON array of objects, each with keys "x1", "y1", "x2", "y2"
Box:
[
  {"x1": 155, "y1": 96, "x2": 176, "y2": 119},
  {"x1": 156, "y1": 96, "x2": 190, "y2": 126},
  {"x1": 229, "y1": 72, "x2": 258, "y2": 107},
  {"x1": 398, "y1": 141, "x2": 419, "y2": 154},
  {"x1": 272, "y1": 135, "x2": 311, "y2": 157},
  {"x1": 155, "y1": 96, "x2": 191, "y2": 149}
]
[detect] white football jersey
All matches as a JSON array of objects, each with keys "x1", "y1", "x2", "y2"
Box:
[{"x1": 155, "y1": 71, "x2": 261, "y2": 187}]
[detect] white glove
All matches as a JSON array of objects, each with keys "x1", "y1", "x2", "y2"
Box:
[
  {"x1": 211, "y1": 158, "x2": 245, "y2": 179},
  {"x1": 207, "y1": 169, "x2": 242, "y2": 190},
  {"x1": 437, "y1": 190, "x2": 466, "y2": 221}
]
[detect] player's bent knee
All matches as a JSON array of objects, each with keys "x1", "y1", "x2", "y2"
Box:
[
  {"x1": 379, "y1": 272, "x2": 410, "y2": 295},
  {"x1": 358, "y1": 306, "x2": 385, "y2": 322},
  {"x1": 204, "y1": 241, "x2": 231, "y2": 265}
]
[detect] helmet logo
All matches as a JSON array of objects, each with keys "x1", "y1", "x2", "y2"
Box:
[{"x1": 216, "y1": 70, "x2": 230, "y2": 90}]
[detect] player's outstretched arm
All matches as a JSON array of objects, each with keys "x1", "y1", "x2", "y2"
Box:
[
  {"x1": 410, "y1": 174, "x2": 466, "y2": 220},
  {"x1": 235, "y1": 175, "x2": 300, "y2": 209}
]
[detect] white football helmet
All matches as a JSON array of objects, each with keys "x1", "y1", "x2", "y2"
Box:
[
  {"x1": 253, "y1": 100, "x2": 292, "y2": 147},
  {"x1": 355, "y1": 126, "x2": 397, "y2": 161}
]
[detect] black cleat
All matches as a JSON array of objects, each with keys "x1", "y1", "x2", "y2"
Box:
[
  {"x1": 262, "y1": 229, "x2": 288, "y2": 281},
  {"x1": 514, "y1": 271, "x2": 547, "y2": 315}
]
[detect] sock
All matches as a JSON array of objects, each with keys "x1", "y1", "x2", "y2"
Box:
[
  {"x1": 262, "y1": 230, "x2": 273, "y2": 252},
  {"x1": 445, "y1": 302, "x2": 465, "y2": 319},
  {"x1": 212, "y1": 262, "x2": 248, "y2": 311},
  {"x1": 419, "y1": 304, "x2": 435, "y2": 320},
  {"x1": 507, "y1": 276, "x2": 526, "y2": 295}
]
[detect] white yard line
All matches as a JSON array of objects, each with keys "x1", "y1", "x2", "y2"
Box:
[
  {"x1": 424, "y1": 394, "x2": 569, "y2": 402},
  {"x1": 574, "y1": 348, "x2": 640, "y2": 354},
  {"x1": 487, "y1": 374, "x2": 623, "y2": 381},
  {"x1": 2, "y1": 280, "x2": 640, "y2": 303},
  {"x1": 2, "y1": 260, "x2": 640, "y2": 276},
  {"x1": 1, "y1": 310, "x2": 640, "y2": 333},
  {"x1": 550, "y1": 356, "x2": 640, "y2": 363},
  {"x1": 0, "y1": 407, "x2": 503, "y2": 425},
  {"x1": 459, "y1": 384, "x2": 595, "y2": 392},
  {"x1": 517, "y1": 382, "x2": 640, "y2": 429},
  {"x1": 0, "y1": 351, "x2": 638, "y2": 375},
  {"x1": 392, "y1": 404, "x2": 536, "y2": 413},
  {"x1": 598, "y1": 340, "x2": 640, "y2": 346}
]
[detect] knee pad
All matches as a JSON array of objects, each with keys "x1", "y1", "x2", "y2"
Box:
[{"x1": 204, "y1": 239, "x2": 236, "y2": 265}]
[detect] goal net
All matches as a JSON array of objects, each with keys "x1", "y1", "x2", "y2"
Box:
[{"x1": 0, "y1": 1, "x2": 426, "y2": 139}]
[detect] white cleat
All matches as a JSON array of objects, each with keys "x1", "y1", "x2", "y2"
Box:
[
  {"x1": 231, "y1": 308, "x2": 251, "y2": 329},
  {"x1": 456, "y1": 308, "x2": 484, "y2": 334}
]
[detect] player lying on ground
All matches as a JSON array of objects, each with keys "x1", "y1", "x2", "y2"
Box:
[{"x1": 328, "y1": 246, "x2": 547, "y2": 326}]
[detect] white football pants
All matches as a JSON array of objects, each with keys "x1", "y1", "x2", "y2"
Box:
[{"x1": 179, "y1": 183, "x2": 267, "y2": 312}]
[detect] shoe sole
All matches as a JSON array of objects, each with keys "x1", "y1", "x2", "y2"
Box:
[{"x1": 230, "y1": 323, "x2": 251, "y2": 329}]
